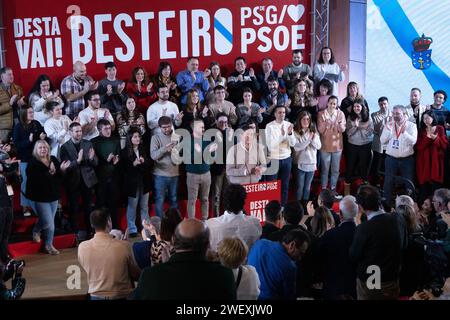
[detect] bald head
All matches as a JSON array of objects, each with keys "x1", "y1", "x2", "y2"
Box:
[
  {"x1": 173, "y1": 219, "x2": 210, "y2": 255},
  {"x1": 73, "y1": 61, "x2": 87, "y2": 80},
  {"x1": 177, "y1": 219, "x2": 206, "y2": 238}
]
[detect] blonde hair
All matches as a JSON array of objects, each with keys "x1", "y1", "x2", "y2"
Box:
[
  {"x1": 217, "y1": 237, "x2": 248, "y2": 269},
  {"x1": 32, "y1": 140, "x2": 51, "y2": 163}
]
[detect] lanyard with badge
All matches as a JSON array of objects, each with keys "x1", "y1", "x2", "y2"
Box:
[{"x1": 392, "y1": 122, "x2": 405, "y2": 149}]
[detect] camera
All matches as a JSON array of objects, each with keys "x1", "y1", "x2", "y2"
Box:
[
  {"x1": 0, "y1": 150, "x2": 21, "y2": 185},
  {"x1": 3, "y1": 259, "x2": 25, "y2": 281}
]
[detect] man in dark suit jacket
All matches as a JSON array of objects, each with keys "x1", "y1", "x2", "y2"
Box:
[
  {"x1": 133, "y1": 219, "x2": 236, "y2": 300},
  {"x1": 349, "y1": 185, "x2": 402, "y2": 300},
  {"x1": 318, "y1": 195, "x2": 358, "y2": 300},
  {"x1": 261, "y1": 200, "x2": 282, "y2": 239},
  {"x1": 268, "y1": 201, "x2": 311, "y2": 241},
  {"x1": 60, "y1": 122, "x2": 98, "y2": 239}
]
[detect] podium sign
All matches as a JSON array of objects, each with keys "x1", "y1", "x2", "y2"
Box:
[{"x1": 243, "y1": 181, "x2": 281, "y2": 222}]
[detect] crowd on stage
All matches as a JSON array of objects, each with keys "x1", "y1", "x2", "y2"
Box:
[{"x1": 0, "y1": 46, "x2": 450, "y2": 300}]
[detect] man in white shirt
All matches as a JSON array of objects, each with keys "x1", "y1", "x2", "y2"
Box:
[
  {"x1": 147, "y1": 85, "x2": 182, "y2": 135},
  {"x1": 264, "y1": 106, "x2": 296, "y2": 206},
  {"x1": 206, "y1": 184, "x2": 262, "y2": 252},
  {"x1": 78, "y1": 90, "x2": 115, "y2": 140},
  {"x1": 380, "y1": 105, "x2": 418, "y2": 204}
]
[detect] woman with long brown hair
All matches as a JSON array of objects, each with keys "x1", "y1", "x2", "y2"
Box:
[
  {"x1": 12, "y1": 105, "x2": 47, "y2": 216},
  {"x1": 155, "y1": 61, "x2": 181, "y2": 104},
  {"x1": 180, "y1": 89, "x2": 201, "y2": 131},
  {"x1": 120, "y1": 128, "x2": 151, "y2": 238},
  {"x1": 293, "y1": 111, "x2": 321, "y2": 201},
  {"x1": 340, "y1": 82, "x2": 369, "y2": 119},
  {"x1": 344, "y1": 98, "x2": 374, "y2": 194},
  {"x1": 205, "y1": 61, "x2": 227, "y2": 104},
  {"x1": 416, "y1": 110, "x2": 448, "y2": 203},
  {"x1": 116, "y1": 96, "x2": 146, "y2": 148},
  {"x1": 126, "y1": 66, "x2": 157, "y2": 115},
  {"x1": 289, "y1": 78, "x2": 317, "y2": 123}
]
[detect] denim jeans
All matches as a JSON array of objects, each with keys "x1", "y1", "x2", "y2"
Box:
[
  {"x1": 320, "y1": 151, "x2": 342, "y2": 190},
  {"x1": 126, "y1": 184, "x2": 150, "y2": 234},
  {"x1": 296, "y1": 169, "x2": 314, "y2": 201},
  {"x1": 33, "y1": 200, "x2": 58, "y2": 247},
  {"x1": 153, "y1": 175, "x2": 179, "y2": 218},
  {"x1": 19, "y1": 162, "x2": 34, "y2": 208},
  {"x1": 383, "y1": 155, "x2": 415, "y2": 204},
  {"x1": 266, "y1": 156, "x2": 292, "y2": 206}
]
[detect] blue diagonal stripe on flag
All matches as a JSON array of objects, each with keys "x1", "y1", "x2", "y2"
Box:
[
  {"x1": 373, "y1": 0, "x2": 450, "y2": 100},
  {"x1": 214, "y1": 18, "x2": 233, "y2": 44}
]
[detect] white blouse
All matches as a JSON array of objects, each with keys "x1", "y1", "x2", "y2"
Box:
[
  {"x1": 44, "y1": 116, "x2": 72, "y2": 158},
  {"x1": 313, "y1": 63, "x2": 345, "y2": 96},
  {"x1": 232, "y1": 265, "x2": 261, "y2": 300}
]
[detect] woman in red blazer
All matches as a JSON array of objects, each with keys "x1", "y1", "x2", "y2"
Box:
[{"x1": 416, "y1": 110, "x2": 448, "y2": 203}]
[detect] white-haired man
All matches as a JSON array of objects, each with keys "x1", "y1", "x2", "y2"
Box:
[
  {"x1": 318, "y1": 195, "x2": 358, "y2": 299},
  {"x1": 380, "y1": 105, "x2": 417, "y2": 204}
]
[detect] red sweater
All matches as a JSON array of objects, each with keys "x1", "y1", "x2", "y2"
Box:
[
  {"x1": 126, "y1": 82, "x2": 157, "y2": 115},
  {"x1": 416, "y1": 125, "x2": 448, "y2": 184}
]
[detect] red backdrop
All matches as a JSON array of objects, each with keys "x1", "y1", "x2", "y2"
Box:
[{"x1": 3, "y1": 0, "x2": 311, "y2": 92}]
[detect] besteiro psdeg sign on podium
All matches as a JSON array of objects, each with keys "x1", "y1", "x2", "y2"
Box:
[{"x1": 243, "y1": 180, "x2": 280, "y2": 222}]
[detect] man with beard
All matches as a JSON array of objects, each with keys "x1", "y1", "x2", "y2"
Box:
[
  {"x1": 370, "y1": 96, "x2": 391, "y2": 186},
  {"x1": 260, "y1": 77, "x2": 291, "y2": 127},
  {"x1": 147, "y1": 85, "x2": 182, "y2": 136},
  {"x1": 0, "y1": 67, "x2": 25, "y2": 141},
  {"x1": 61, "y1": 61, "x2": 98, "y2": 120},
  {"x1": 78, "y1": 91, "x2": 115, "y2": 141},
  {"x1": 282, "y1": 49, "x2": 312, "y2": 96},
  {"x1": 60, "y1": 122, "x2": 98, "y2": 240},
  {"x1": 408, "y1": 88, "x2": 427, "y2": 127}
]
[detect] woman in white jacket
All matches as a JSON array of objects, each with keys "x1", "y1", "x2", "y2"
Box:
[
  {"x1": 43, "y1": 99, "x2": 72, "y2": 158},
  {"x1": 293, "y1": 111, "x2": 321, "y2": 201},
  {"x1": 313, "y1": 47, "x2": 346, "y2": 96}
]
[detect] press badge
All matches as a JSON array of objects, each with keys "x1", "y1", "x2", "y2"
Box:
[{"x1": 392, "y1": 139, "x2": 400, "y2": 149}]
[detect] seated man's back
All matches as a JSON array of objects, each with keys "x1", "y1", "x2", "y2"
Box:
[
  {"x1": 134, "y1": 251, "x2": 236, "y2": 300},
  {"x1": 133, "y1": 218, "x2": 236, "y2": 300}
]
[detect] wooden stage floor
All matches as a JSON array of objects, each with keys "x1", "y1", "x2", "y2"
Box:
[{"x1": 19, "y1": 247, "x2": 88, "y2": 299}]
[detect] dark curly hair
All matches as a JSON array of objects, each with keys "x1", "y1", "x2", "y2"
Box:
[{"x1": 223, "y1": 184, "x2": 247, "y2": 214}]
